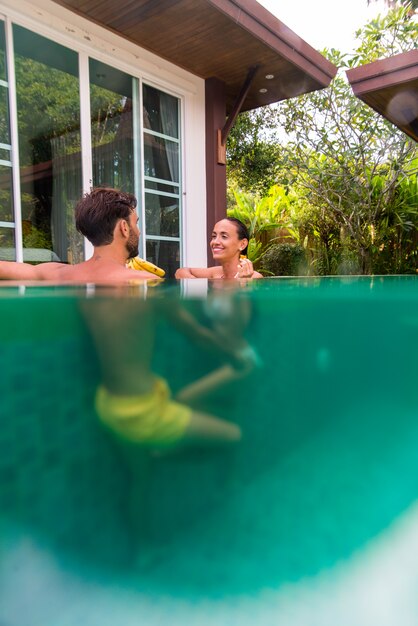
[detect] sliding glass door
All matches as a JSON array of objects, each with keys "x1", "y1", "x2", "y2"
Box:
[
  {"x1": 0, "y1": 17, "x2": 183, "y2": 276},
  {"x1": 143, "y1": 84, "x2": 181, "y2": 276}
]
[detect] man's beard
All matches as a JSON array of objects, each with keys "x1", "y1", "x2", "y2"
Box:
[{"x1": 126, "y1": 231, "x2": 139, "y2": 260}]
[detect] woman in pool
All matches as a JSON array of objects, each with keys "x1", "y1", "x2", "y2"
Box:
[
  {"x1": 175, "y1": 217, "x2": 263, "y2": 279},
  {"x1": 173, "y1": 218, "x2": 262, "y2": 405}
]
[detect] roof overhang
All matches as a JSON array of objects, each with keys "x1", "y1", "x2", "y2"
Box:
[
  {"x1": 346, "y1": 49, "x2": 418, "y2": 142},
  {"x1": 51, "y1": 0, "x2": 337, "y2": 113}
]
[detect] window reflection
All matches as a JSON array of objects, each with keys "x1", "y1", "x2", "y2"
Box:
[
  {"x1": 143, "y1": 134, "x2": 179, "y2": 183},
  {"x1": 0, "y1": 20, "x2": 14, "y2": 256},
  {"x1": 143, "y1": 84, "x2": 181, "y2": 276},
  {"x1": 143, "y1": 84, "x2": 179, "y2": 138},
  {"x1": 13, "y1": 25, "x2": 83, "y2": 263},
  {"x1": 90, "y1": 59, "x2": 136, "y2": 195},
  {"x1": 0, "y1": 226, "x2": 14, "y2": 250},
  {"x1": 0, "y1": 166, "x2": 13, "y2": 223},
  {"x1": 0, "y1": 21, "x2": 6, "y2": 82},
  {"x1": 145, "y1": 192, "x2": 179, "y2": 238},
  {"x1": 146, "y1": 239, "x2": 180, "y2": 279}
]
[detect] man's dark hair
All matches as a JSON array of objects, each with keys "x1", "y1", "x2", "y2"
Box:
[{"x1": 75, "y1": 187, "x2": 137, "y2": 246}]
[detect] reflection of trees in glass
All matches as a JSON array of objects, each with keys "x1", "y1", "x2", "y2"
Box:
[
  {"x1": 0, "y1": 226, "x2": 14, "y2": 248},
  {"x1": 0, "y1": 168, "x2": 13, "y2": 223},
  {"x1": 0, "y1": 87, "x2": 10, "y2": 143},
  {"x1": 90, "y1": 86, "x2": 128, "y2": 145},
  {"x1": 14, "y1": 52, "x2": 82, "y2": 259},
  {"x1": 143, "y1": 134, "x2": 178, "y2": 182},
  {"x1": 15, "y1": 57, "x2": 81, "y2": 166},
  {"x1": 143, "y1": 85, "x2": 179, "y2": 184},
  {"x1": 0, "y1": 21, "x2": 6, "y2": 82},
  {"x1": 90, "y1": 85, "x2": 134, "y2": 191},
  {"x1": 145, "y1": 194, "x2": 179, "y2": 237},
  {"x1": 143, "y1": 84, "x2": 178, "y2": 138}
]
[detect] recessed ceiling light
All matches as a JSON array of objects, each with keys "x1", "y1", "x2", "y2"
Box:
[
  {"x1": 265, "y1": 74, "x2": 274, "y2": 79},
  {"x1": 259, "y1": 88, "x2": 267, "y2": 93}
]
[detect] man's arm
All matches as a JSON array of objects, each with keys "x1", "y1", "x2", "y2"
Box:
[{"x1": 0, "y1": 261, "x2": 42, "y2": 280}]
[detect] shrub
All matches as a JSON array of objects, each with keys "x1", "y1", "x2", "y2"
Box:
[{"x1": 261, "y1": 243, "x2": 308, "y2": 276}]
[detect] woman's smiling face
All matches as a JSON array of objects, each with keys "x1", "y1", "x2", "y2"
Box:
[{"x1": 210, "y1": 219, "x2": 246, "y2": 262}]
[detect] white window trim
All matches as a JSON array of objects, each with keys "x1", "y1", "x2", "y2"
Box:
[
  {"x1": 78, "y1": 51, "x2": 93, "y2": 259},
  {"x1": 4, "y1": 16, "x2": 22, "y2": 261}
]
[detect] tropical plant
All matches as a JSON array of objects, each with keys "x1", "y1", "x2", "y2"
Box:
[
  {"x1": 227, "y1": 7, "x2": 418, "y2": 275},
  {"x1": 227, "y1": 184, "x2": 297, "y2": 263}
]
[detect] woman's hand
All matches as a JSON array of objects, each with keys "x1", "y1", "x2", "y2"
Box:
[{"x1": 234, "y1": 256, "x2": 255, "y2": 279}]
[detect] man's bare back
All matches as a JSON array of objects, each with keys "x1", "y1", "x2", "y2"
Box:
[{"x1": 0, "y1": 188, "x2": 160, "y2": 284}]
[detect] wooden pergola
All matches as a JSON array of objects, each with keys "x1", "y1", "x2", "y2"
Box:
[{"x1": 346, "y1": 49, "x2": 418, "y2": 142}]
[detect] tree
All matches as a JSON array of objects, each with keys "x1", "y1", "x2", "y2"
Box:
[
  {"x1": 226, "y1": 108, "x2": 279, "y2": 195},
  {"x1": 228, "y1": 7, "x2": 418, "y2": 275},
  {"x1": 277, "y1": 7, "x2": 417, "y2": 274},
  {"x1": 368, "y1": 0, "x2": 418, "y2": 12}
]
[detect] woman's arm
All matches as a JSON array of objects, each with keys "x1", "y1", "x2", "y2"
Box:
[{"x1": 175, "y1": 267, "x2": 218, "y2": 279}]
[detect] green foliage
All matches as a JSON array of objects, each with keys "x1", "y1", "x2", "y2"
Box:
[
  {"x1": 227, "y1": 109, "x2": 279, "y2": 194},
  {"x1": 350, "y1": 6, "x2": 418, "y2": 65},
  {"x1": 261, "y1": 243, "x2": 308, "y2": 276},
  {"x1": 23, "y1": 227, "x2": 52, "y2": 250},
  {"x1": 247, "y1": 238, "x2": 264, "y2": 265},
  {"x1": 227, "y1": 184, "x2": 292, "y2": 238},
  {"x1": 14, "y1": 57, "x2": 82, "y2": 166},
  {"x1": 226, "y1": 7, "x2": 418, "y2": 275},
  {"x1": 227, "y1": 184, "x2": 296, "y2": 264}
]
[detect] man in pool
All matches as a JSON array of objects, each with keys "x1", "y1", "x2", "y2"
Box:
[
  {"x1": 0, "y1": 187, "x2": 241, "y2": 446},
  {"x1": 0, "y1": 187, "x2": 156, "y2": 283}
]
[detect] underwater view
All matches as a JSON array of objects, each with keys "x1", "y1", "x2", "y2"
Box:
[{"x1": 0, "y1": 276, "x2": 417, "y2": 626}]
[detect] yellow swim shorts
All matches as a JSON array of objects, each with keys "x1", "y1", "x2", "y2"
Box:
[{"x1": 95, "y1": 377, "x2": 192, "y2": 447}]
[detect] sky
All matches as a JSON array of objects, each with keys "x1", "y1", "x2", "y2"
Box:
[{"x1": 257, "y1": 0, "x2": 389, "y2": 52}]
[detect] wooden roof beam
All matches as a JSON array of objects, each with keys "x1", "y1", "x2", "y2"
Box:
[{"x1": 217, "y1": 65, "x2": 259, "y2": 165}]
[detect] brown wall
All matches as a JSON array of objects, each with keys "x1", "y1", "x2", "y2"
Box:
[{"x1": 205, "y1": 77, "x2": 227, "y2": 266}]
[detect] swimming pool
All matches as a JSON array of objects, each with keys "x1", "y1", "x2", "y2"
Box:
[{"x1": 1, "y1": 277, "x2": 417, "y2": 625}]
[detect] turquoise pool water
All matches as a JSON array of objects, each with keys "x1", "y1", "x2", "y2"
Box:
[{"x1": 0, "y1": 277, "x2": 417, "y2": 625}]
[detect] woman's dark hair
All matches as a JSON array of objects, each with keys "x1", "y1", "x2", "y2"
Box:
[
  {"x1": 75, "y1": 187, "x2": 137, "y2": 246},
  {"x1": 225, "y1": 217, "x2": 250, "y2": 255}
]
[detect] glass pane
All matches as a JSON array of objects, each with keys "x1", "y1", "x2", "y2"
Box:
[
  {"x1": 0, "y1": 164, "x2": 13, "y2": 222},
  {"x1": 0, "y1": 85, "x2": 10, "y2": 146},
  {"x1": 0, "y1": 225, "x2": 15, "y2": 257},
  {"x1": 0, "y1": 147, "x2": 11, "y2": 162},
  {"x1": 145, "y1": 192, "x2": 179, "y2": 237},
  {"x1": 13, "y1": 25, "x2": 83, "y2": 263},
  {"x1": 144, "y1": 179, "x2": 178, "y2": 194},
  {"x1": 146, "y1": 238, "x2": 180, "y2": 279},
  {"x1": 0, "y1": 20, "x2": 6, "y2": 82},
  {"x1": 143, "y1": 134, "x2": 179, "y2": 183},
  {"x1": 143, "y1": 84, "x2": 178, "y2": 138},
  {"x1": 90, "y1": 59, "x2": 135, "y2": 193}
]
